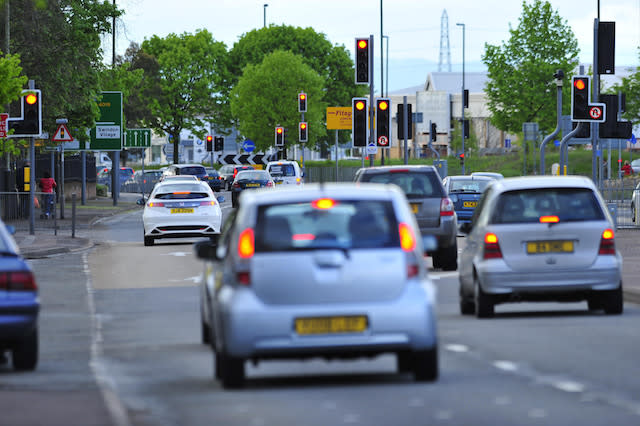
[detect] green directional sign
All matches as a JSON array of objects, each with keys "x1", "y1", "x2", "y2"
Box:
[
  {"x1": 124, "y1": 128, "x2": 151, "y2": 148},
  {"x1": 89, "y1": 91, "x2": 123, "y2": 151}
]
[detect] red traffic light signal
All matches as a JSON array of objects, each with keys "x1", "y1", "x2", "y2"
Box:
[
  {"x1": 459, "y1": 153, "x2": 465, "y2": 165},
  {"x1": 206, "y1": 135, "x2": 213, "y2": 151},
  {"x1": 352, "y1": 98, "x2": 368, "y2": 147},
  {"x1": 299, "y1": 122, "x2": 308, "y2": 142},
  {"x1": 275, "y1": 126, "x2": 284, "y2": 146},
  {"x1": 376, "y1": 98, "x2": 391, "y2": 147},
  {"x1": 298, "y1": 92, "x2": 307, "y2": 112},
  {"x1": 571, "y1": 76, "x2": 606, "y2": 122},
  {"x1": 355, "y1": 37, "x2": 370, "y2": 84}
]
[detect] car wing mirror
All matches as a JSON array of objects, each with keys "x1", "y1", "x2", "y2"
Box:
[
  {"x1": 194, "y1": 239, "x2": 218, "y2": 260},
  {"x1": 136, "y1": 196, "x2": 147, "y2": 205}
]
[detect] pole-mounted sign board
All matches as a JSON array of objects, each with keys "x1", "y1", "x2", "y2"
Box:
[{"x1": 88, "y1": 91, "x2": 123, "y2": 151}]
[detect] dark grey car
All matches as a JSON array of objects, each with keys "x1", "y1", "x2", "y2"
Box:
[{"x1": 354, "y1": 165, "x2": 458, "y2": 270}]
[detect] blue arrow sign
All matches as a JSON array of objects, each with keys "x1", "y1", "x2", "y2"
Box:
[
  {"x1": 554, "y1": 140, "x2": 560, "y2": 147},
  {"x1": 629, "y1": 133, "x2": 637, "y2": 145},
  {"x1": 243, "y1": 140, "x2": 255, "y2": 152}
]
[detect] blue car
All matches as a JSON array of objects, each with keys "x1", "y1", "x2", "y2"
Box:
[
  {"x1": 0, "y1": 222, "x2": 39, "y2": 370},
  {"x1": 442, "y1": 175, "x2": 494, "y2": 226}
]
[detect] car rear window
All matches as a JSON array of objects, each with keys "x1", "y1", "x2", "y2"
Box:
[
  {"x1": 449, "y1": 179, "x2": 491, "y2": 193},
  {"x1": 154, "y1": 184, "x2": 209, "y2": 199},
  {"x1": 360, "y1": 171, "x2": 443, "y2": 199},
  {"x1": 491, "y1": 188, "x2": 605, "y2": 224},
  {"x1": 268, "y1": 164, "x2": 296, "y2": 177},
  {"x1": 255, "y1": 199, "x2": 400, "y2": 252},
  {"x1": 237, "y1": 171, "x2": 269, "y2": 180},
  {"x1": 179, "y1": 166, "x2": 206, "y2": 176}
]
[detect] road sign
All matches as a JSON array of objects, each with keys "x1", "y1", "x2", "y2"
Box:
[
  {"x1": 377, "y1": 135, "x2": 389, "y2": 146},
  {"x1": 0, "y1": 113, "x2": 8, "y2": 138},
  {"x1": 52, "y1": 123, "x2": 73, "y2": 142},
  {"x1": 243, "y1": 140, "x2": 255, "y2": 152},
  {"x1": 366, "y1": 143, "x2": 377, "y2": 155},
  {"x1": 326, "y1": 107, "x2": 352, "y2": 130},
  {"x1": 218, "y1": 153, "x2": 275, "y2": 165},
  {"x1": 89, "y1": 91, "x2": 123, "y2": 151},
  {"x1": 124, "y1": 128, "x2": 151, "y2": 148},
  {"x1": 630, "y1": 134, "x2": 637, "y2": 145},
  {"x1": 589, "y1": 106, "x2": 603, "y2": 120}
]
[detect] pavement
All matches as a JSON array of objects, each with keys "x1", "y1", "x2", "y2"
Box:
[{"x1": 10, "y1": 193, "x2": 640, "y2": 305}]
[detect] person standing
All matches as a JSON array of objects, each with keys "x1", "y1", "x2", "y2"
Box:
[
  {"x1": 38, "y1": 170, "x2": 57, "y2": 219},
  {"x1": 622, "y1": 160, "x2": 633, "y2": 177}
]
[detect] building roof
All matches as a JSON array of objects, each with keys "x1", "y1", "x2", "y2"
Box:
[{"x1": 425, "y1": 72, "x2": 489, "y2": 93}]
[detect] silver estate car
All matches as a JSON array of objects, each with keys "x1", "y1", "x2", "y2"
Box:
[
  {"x1": 459, "y1": 176, "x2": 623, "y2": 318},
  {"x1": 195, "y1": 183, "x2": 439, "y2": 388}
]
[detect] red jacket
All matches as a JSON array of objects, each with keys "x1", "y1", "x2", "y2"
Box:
[{"x1": 39, "y1": 177, "x2": 57, "y2": 193}]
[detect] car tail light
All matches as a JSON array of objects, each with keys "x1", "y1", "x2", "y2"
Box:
[
  {"x1": 598, "y1": 228, "x2": 615, "y2": 255},
  {"x1": 237, "y1": 271, "x2": 251, "y2": 286},
  {"x1": 266, "y1": 181, "x2": 274, "y2": 187},
  {"x1": 440, "y1": 197, "x2": 455, "y2": 216},
  {"x1": 147, "y1": 201, "x2": 165, "y2": 207},
  {"x1": 199, "y1": 200, "x2": 216, "y2": 206},
  {"x1": 398, "y1": 222, "x2": 416, "y2": 252},
  {"x1": 483, "y1": 232, "x2": 502, "y2": 259},
  {"x1": 540, "y1": 215, "x2": 559, "y2": 223},
  {"x1": 238, "y1": 228, "x2": 255, "y2": 259},
  {"x1": 232, "y1": 182, "x2": 240, "y2": 189},
  {"x1": 0, "y1": 271, "x2": 37, "y2": 291},
  {"x1": 296, "y1": 177, "x2": 301, "y2": 184}
]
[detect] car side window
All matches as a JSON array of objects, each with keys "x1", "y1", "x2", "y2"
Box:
[
  {"x1": 470, "y1": 186, "x2": 493, "y2": 228},
  {"x1": 216, "y1": 210, "x2": 237, "y2": 259}
]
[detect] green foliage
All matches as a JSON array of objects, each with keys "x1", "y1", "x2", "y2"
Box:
[
  {"x1": 482, "y1": 0, "x2": 579, "y2": 134},
  {"x1": 141, "y1": 29, "x2": 230, "y2": 163},
  {"x1": 610, "y1": 48, "x2": 640, "y2": 124},
  {"x1": 0, "y1": 52, "x2": 27, "y2": 106},
  {"x1": 98, "y1": 61, "x2": 144, "y2": 128},
  {"x1": 230, "y1": 51, "x2": 326, "y2": 153}
]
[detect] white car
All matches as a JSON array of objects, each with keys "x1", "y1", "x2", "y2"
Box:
[{"x1": 142, "y1": 180, "x2": 223, "y2": 246}]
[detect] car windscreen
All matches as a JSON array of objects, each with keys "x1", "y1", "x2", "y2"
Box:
[
  {"x1": 491, "y1": 188, "x2": 605, "y2": 224},
  {"x1": 268, "y1": 164, "x2": 296, "y2": 177},
  {"x1": 236, "y1": 171, "x2": 269, "y2": 181},
  {"x1": 180, "y1": 167, "x2": 206, "y2": 176},
  {"x1": 362, "y1": 171, "x2": 443, "y2": 199},
  {"x1": 255, "y1": 199, "x2": 400, "y2": 252},
  {"x1": 153, "y1": 184, "x2": 209, "y2": 199},
  {"x1": 449, "y1": 179, "x2": 491, "y2": 193}
]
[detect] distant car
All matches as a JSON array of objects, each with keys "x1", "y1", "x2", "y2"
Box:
[
  {"x1": 97, "y1": 167, "x2": 134, "y2": 191},
  {"x1": 0, "y1": 221, "x2": 39, "y2": 371},
  {"x1": 203, "y1": 168, "x2": 223, "y2": 192},
  {"x1": 231, "y1": 169, "x2": 274, "y2": 208},
  {"x1": 194, "y1": 183, "x2": 439, "y2": 388},
  {"x1": 630, "y1": 159, "x2": 640, "y2": 174},
  {"x1": 142, "y1": 180, "x2": 223, "y2": 246},
  {"x1": 354, "y1": 165, "x2": 458, "y2": 271},
  {"x1": 442, "y1": 175, "x2": 493, "y2": 227},
  {"x1": 458, "y1": 176, "x2": 623, "y2": 318},
  {"x1": 471, "y1": 172, "x2": 504, "y2": 180},
  {"x1": 218, "y1": 165, "x2": 237, "y2": 191},
  {"x1": 162, "y1": 164, "x2": 207, "y2": 181},
  {"x1": 265, "y1": 160, "x2": 304, "y2": 186},
  {"x1": 126, "y1": 170, "x2": 163, "y2": 192}
]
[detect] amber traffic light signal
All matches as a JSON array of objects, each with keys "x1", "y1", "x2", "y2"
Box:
[
  {"x1": 206, "y1": 135, "x2": 213, "y2": 151},
  {"x1": 376, "y1": 98, "x2": 391, "y2": 147},
  {"x1": 8, "y1": 89, "x2": 42, "y2": 137},
  {"x1": 355, "y1": 38, "x2": 370, "y2": 84},
  {"x1": 352, "y1": 98, "x2": 368, "y2": 147},
  {"x1": 275, "y1": 126, "x2": 284, "y2": 146},
  {"x1": 298, "y1": 92, "x2": 307, "y2": 112},
  {"x1": 299, "y1": 122, "x2": 308, "y2": 142}
]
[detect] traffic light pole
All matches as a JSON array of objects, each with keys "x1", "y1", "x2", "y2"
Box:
[
  {"x1": 540, "y1": 72, "x2": 563, "y2": 175},
  {"x1": 368, "y1": 34, "x2": 375, "y2": 167}
]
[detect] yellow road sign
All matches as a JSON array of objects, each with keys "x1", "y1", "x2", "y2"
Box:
[{"x1": 326, "y1": 107, "x2": 352, "y2": 130}]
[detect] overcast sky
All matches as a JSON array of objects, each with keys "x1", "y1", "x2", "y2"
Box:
[{"x1": 107, "y1": 0, "x2": 640, "y2": 91}]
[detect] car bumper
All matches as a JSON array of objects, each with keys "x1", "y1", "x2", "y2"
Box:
[
  {"x1": 143, "y1": 208, "x2": 222, "y2": 238},
  {"x1": 417, "y1": 215, "x2": 457, "y2": 248},
  {"x1": 214, "y1": 281, "x2": 438, "y2": 359},
  {"x1": 0, "y1": 300, "x2": 39, "y2": 341}
]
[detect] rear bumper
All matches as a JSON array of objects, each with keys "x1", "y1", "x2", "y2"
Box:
[
  {"x1": 418, "y1": 215, "x2": 457, "y2": 248},
  {"x1": 0, "y1": 301, "x2": 39, "y2": 342},
  {"x1": 214, "y1": 282, "x2": 438, "y2": 359}
]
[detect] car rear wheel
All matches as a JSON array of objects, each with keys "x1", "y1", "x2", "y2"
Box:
[
  {"x1": 201, "y1": 305, "x2": 211, "y2": 345},
  {"x1": 459, "y1": 286, "x2": 475, "y2": 315},
  {"x1": 411, "y1": 347, "x2": 438, "y2": 382},
  {"x1": 475, "y1": 278, "x2": 494, "y2": 318},
  {"x1": 12, "y1": 328, "x2": 38, "y2": 371},
  {"x1": 602, "y1": 284, "x2": 623, "y2": 315},
  {"x1": 144, "y1": 232, "x2": 154, "y2": 246},
  {"x1": 434, "y1": 243, "x2": 457, "y2": 271},
  {"x1": 396, "y1": 351, "x2": 412, "y2": 373},
  {"x1": 218, "y1": 353, "x2": 245, "y2": 388},
  {"x1": 632, "y1": 203, "x2": 636, "y2": 222}
]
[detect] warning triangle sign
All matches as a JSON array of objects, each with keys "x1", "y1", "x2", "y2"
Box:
[{"x1": 52, "y1": 123, "x2": 74, "y2": 142}]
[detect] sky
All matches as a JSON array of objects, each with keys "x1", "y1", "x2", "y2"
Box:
[{"x1": 106, "y1": 0, "x2": 640, "y2": 92}]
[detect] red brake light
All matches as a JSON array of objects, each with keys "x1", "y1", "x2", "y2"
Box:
[
  {"x1": 539, "y1": 215, "x2": 559, "y2": 223},
  {"x1": 440, "y1": 197, "x2": 455, "y2": 216},
  {"x1": 0, "y1": 271, "x2": 37, "y2": 291},
  {"x1": 238, "y1": 228, "x2": 255, "y2": 258},
  {"x1": 398, "y1": 222, "x2": 416, "y2": 252},
  {"x1": 483, "y1": 232, "x2": 502, "y2": 259},
  {"x1": 599, "y1": 228, "x2": 615, "y2": 255},
  {"x1": 389, "y1": 169, "x2": 409, "y2": 173},
  {"x1": 147, "y1": 201, "x2": 165, "y2": 207},
  {"x1": 199, "y1": 200, "x2": 216, "y2": 206},
  {"x1": 312, "y1": 198, "x2": 336, "y2": 209}
]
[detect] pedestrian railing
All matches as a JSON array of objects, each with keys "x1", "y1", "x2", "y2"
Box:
[
  {"x1": 0, "y1": 191, "x2": 58, "y2": 233},
  {"x1": 598, "y1": 178, "x2": 640, "y2": 229}
]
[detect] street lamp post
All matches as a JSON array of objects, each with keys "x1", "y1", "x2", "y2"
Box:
[
  {"x1": 383, "y1": 35, "x2": 389, "y2": 97},
  {"x1": 263, "y1": 4, "x2": 268, "y2": 28},
  {"x1": 456, "y1": 22, "x2": 466, "y2": 174}
]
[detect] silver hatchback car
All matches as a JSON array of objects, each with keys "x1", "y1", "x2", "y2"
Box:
[
  {"x1": 459, "y1": 176, "x2": 623, "y2": 318},
  {"x1": 195, "y1": 183, "x2": 439, "y2": 388}
]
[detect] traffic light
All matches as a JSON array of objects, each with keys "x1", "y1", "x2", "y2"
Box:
[
  {"x1": 376, "y1": 98, "x2": 391, "y2": 147},
  {"x1": 352, "y1": 98, "x2": 368, "y2": 147},
  {"x1": 459, "y1": 153, "x2": 465, "y2": 166},
  {"x1": 355, "y1": 38, "x2": 370, "y2": 84},
  {"x1": 299, "y1": 122, "x2": 308, "y2": 142},
  {"x1": 275, "y1": 126, "x2": 284, "y2": 146},
  {"x1": 396, "y1": 103, "x2": 412, "y2": 138},
  {"x1": 599, "y1": 94, "x2": 632, "y2": 139},
  {"x1": 214, "y1": 136, "x2": 224, "y2": 151},
  {"x1": 8, "y1": 89, "x2": 42, "y2": 137},
  {"x1": 430, "y1": 122, "x2": 437, "y2": 142},
  {"x1": 206, "y1": 135, "x2": 213, "y2": 152},
  {"x1": 298, "y1": 92, "x2": 307, "y2": 112},
  {"x1": 463, "y1": 119, "x2": 470, "y2": 139},
  {"x1": 571, "y1": 76, "x2": 605, "y2": 122},
  {"x1": 463, "y1": 89, "x2": 469, "y2": 108}
]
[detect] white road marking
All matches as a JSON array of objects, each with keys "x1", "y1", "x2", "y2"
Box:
[
  {"x1": 343, "y1": 413, "x2": 360, "y2": 423},
  {"x1": 528, "y1": 408, "x2": 547, "y2": 419},
  {"x1": 445, "y1": 343, "x2": 470, "y2": 353},
  {"x1": 551, "y1": 380, "x2": 585, "y2": 393},
  {"x1": 434, "y1": 410, "x2": 453, "y2": 420},
  {"x1": 494, "y1": 396, "x2": 512, "y2": 406},
  {"x1": 163, "y1": 251, "x2": 190, "y2": 257},
  {"x1": 168, "y1": 275, "x2": 201, "y2": 284},
  {"x1": 493, "y1": 360, "x2": 519, "y2": 372}
]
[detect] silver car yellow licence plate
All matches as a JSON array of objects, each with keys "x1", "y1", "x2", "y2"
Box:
[{"x1": 526, "y1": 240, "x2": 574, "y2": 254}]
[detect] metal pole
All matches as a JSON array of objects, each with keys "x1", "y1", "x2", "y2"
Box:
[
  {"x1": 380, "y1": 0, "x2": 384, "y2": 166},
  {"x1": 335, "y1": 130, "x2": 339, "y2": 182},
  {"x1": 71, "y1": 193, "x2": 76, "y2": 238},
  {"x1": 403, "y1": 96, "x2": 409, "y2": 165},
  {"x1": 263, "y1": 4, "x2": 268, "y2": 28},
  {"x1": 541, "y1": 77, "x2": 563, "y2": 174},
  {"x1": 592, "y1": 16, "x2": 600, "y2": 182},
  {"x1": 560, "y1": 123, "x2": 585, "y2": 174},
  {"x1": 81, "y1": 151, "x2": 86, "y2": 205},
  {"x1": 60, "y1": 146, "x2": 65, "y2": 219},
  {"x1": 368, "y1": 34, "x2": 375, "y2": 167},
  {"x1": 457, "y1": 23, "x2": 466, "y2": 174},
  {"x1": 29, "y1": 137, "x2": 35, "y2": 235}
]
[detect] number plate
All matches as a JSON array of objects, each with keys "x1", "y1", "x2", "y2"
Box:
[
  {"x1": 463, "y1": 201, "x2": 477, "y2": 208},
  {"x1": 526, "y1": 240, "x2": 574, "y2": 254},
  {"x1": 245, "y1": 183, "x2": 260, "y2": 187},
  {"x1": 170, "y1": 208, "x2": 194, "y2": 214},
  {"x1": 295, "y1": 316, "x2": 367, "y2": 335},
  {"x1": 411, "y1": 203, "x2": 419, "y2": 213}
]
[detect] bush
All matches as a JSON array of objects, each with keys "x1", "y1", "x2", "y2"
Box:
[{"x1": 96, "y1": 184, "x2": 108, "y2": 197}]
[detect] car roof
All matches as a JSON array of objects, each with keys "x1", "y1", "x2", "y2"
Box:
[
  {"x1": 153, "y1": 180, "x2": 209, "y2": 191},
  {"x1": 357, "y1": 165, "x2": 438, "y2": 173},
  {"x1": 488, "y1": 175, "x2": 597, "y2": 192},
  {"x1": 445, "y1": 175, "x2": 494, "y2": 181}
]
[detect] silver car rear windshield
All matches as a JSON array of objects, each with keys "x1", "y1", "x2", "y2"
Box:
[
  {"x1": 154, "y1": 184, "x2": 209, "y2": 199},
  {"x1": 255, "y1": 200, "x2": 400, "y2": 252},
  {"x1": 491, "y1": 188, "x2": 605, "y2": 224},
  {"x1": 361, "y1": 171, "x2": 443, "y2": 199}
]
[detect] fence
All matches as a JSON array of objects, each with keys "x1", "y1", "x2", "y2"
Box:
[
  {"x1": 0, "y1": 191, "x2": 58, "y2": 233},
  {"x1": 598, "y1": 178, "x2": 640, "y2": 229}
]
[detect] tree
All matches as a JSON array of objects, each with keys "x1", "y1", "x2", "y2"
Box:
[
  {"x1": 0, "y1": 0, "x2": 121, "y2": 147},
  {"x1": 229, "y1": 25, "x2": 365, "y2": 147},
  {"x1": 611, "y1": 48, "x2": 640, "y2": 125},
  {"x1": 140, "y1": 29, "x2": 230, "y2": 163},
  {"x1": 230, "y1": 50, "x2": 326, "y2": 153},
  {"x1": 0, "y1": 52, "x2": 27, "y2": 107},
  {"x1": 482, "y1": 0, "x2": 579, "y2": 134}
]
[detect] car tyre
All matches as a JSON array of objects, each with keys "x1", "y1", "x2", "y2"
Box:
[
  {"x1": 411, "y1": 347, "x2": 438, "y2": 382},
  {"x1": 12, "y1": 328, "x2": 38, "y2": 371},
  {"x1": 214, "y1": 353, "x2": 222, "y2": 380},
  {"x1": 434, "y1": 243, "x2": 457, "y2": 271},
  {"x1": 602, "y1": 284, "x2": 623, "y2": 315},
  {"x1": 396, "y1": 351, "x2": 412, "y2": 373},
  {"x1": 587, "y1": 298, "x2": 601, "y2": 311},
  {"x1": 632, "y1": 203, "x2": 635, "y2": 223},
  {"x1": 201, "y1": 304, "x2": 211, "y2": 345},
  {"x1": 144, "y1": 235, "x2": 154, "y2": 246},
  {"x1": 459, "y1": 287, "x2": 475, "y2": 315},
  {"x1": 475, "y1": 278, "x2": 494, "y2": 318},
  {"x1": 219, "y1": 353, "x2": 245, "y2": 389}
]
